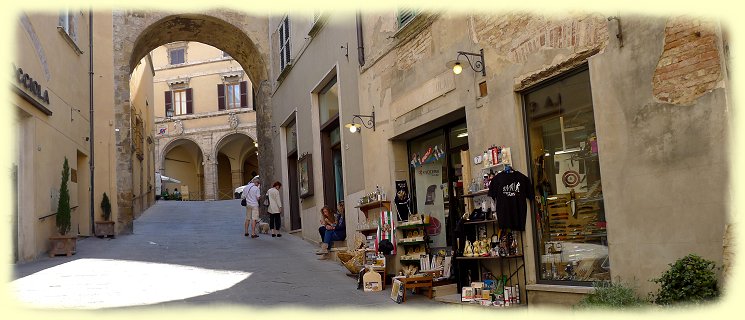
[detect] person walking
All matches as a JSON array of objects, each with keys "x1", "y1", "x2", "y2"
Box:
[
  {"x1": 267, "y1": 181, "x2": 283, "y2": 237},
  {"x1": 241, "y1": 176, "x2": 261, "y2": 238}
]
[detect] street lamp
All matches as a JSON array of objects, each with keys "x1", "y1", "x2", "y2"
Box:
[
  {"x1": 344, "y1": 106, "x2": 376, "y2": 133},
  {"x1": 447, "y1": 48, "x2": 485, "y2": 76}
]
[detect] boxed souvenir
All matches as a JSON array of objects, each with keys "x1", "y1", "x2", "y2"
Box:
[{"x1": 461, "y1": 286, "x2": 475, "y2": 301}]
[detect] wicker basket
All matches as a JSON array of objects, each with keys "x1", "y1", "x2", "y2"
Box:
[{"x1": 340, "y1": 250, "x2": 364, "y2": 274}]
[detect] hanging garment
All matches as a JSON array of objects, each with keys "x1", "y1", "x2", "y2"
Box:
[{"x1": 488, "y1": 170, "x2": 535, "y2": 231}]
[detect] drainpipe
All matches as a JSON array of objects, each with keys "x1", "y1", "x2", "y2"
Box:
[
  {"x1": 89, "y1": 9, "x2": 96, "y2": 236},
  {"x1": 356, "y1": 11, "x2": 365, "y2": 67}
]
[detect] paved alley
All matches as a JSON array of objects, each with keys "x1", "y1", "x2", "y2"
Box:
[{"x1": 11, "y1": 200, "x2": 455, "y2": 311}]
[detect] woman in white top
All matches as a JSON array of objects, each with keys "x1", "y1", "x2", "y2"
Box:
[{"x1": 267, "y1": 181, "x2": 283, "y2": 237}]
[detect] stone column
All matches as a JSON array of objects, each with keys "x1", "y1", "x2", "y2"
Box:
[
  {"x1": 202, "y1": 159, "x2": 217, "y2": 201},
  {"x1": 256, "y1": 80, "x2": 274, "y2": 220},
  {"x1": 113, "y1": 12, "x2": 134, "y2": 234},
  {"x1": 231, "y1": 169, "x2": 244, "y2": 189}
]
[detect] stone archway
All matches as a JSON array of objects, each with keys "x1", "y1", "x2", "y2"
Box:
[{"x1": 113, "y1": 10, "x2": 274, "y2": 233}]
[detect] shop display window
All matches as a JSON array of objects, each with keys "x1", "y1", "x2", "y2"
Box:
[{"x1": 523, "y1": 67, "x2": 609, "y2": 283}]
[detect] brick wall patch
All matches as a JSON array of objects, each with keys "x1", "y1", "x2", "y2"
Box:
[
  {"x1": 396, "y1": 27, "x2": 432, "y2": 71},
  {"x1": 652, "y1": 17, "x2": 721, "y2": 105},
  {"x1": 473, "y1": 13, "x2": 608, "y2": 64}
]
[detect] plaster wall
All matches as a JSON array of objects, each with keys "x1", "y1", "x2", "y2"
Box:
[
  {"x1": 357, "y1": 11, "x2": 729, "y2": 303},
  {"x1": 13, "y1": 12, "x2": 92, "y2": 261},
  {"x1": 269, "y1": 14, "x2": 363, "y2": 243}
]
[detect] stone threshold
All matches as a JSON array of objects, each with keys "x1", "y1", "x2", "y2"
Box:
[{"x1": 525, "y1": 284, "x2": 594, "y2": 294}]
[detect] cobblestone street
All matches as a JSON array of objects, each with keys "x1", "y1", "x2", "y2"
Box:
[{"x1": 11, "y1": 200, "x2": 458, "y2": 311}]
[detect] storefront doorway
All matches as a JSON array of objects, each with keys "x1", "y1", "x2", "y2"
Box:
[{"x1": 407, "y1": 121, "x2": 468, "y2": 251}]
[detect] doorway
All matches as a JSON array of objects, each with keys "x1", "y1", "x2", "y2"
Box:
[
  {"x1": 408, "y1": 120, "x2": 468, "y2": 250},
  {"x1": 286, "y1": 119, "x2": 301, "y2": 230}
]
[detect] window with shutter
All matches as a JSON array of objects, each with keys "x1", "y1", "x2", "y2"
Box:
[
  {"x1": 59, "y1": 10, "x2": 76, "y2": 42},
  {"x1": 217, "y1": 84, "x2": 226, "y2": 110},
  {"x1": 169, "y1": 48, "x2": 185, "y2": 65},
  {"x1": 173, "y1": 90, "x2": 187, "y2": 115},
  {"x1": 240, "y1": 81, "x2": 248, "y2": 108},
  {"x1": 397, "y1": 9, "x2": 418, "y2": 29},
  {"x1": 164, "y1": 91, "x2": 173, "y2": 116},
  {"x1": 185, "y1": 88, "x2": 193, "y2": 114},
  {"x1": 278, "y1": 16, "x2": 291, "y2": 71}
]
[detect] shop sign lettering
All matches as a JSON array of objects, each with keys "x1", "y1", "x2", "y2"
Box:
[{"x1": 13, "y1": 64, "x2": 50, "y2": 104}]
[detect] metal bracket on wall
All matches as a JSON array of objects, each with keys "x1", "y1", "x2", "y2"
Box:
[{"x1": 607, "y1": 16, "x2": 624, "y2": 48}]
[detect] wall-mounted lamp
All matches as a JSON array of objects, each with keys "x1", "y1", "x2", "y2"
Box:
[
  {"x1": 344, "y1": 106, "x2": 376, "y2": 133},
  {"x1": 254, "y1": 141, "x2": 259, "y2": 148},
  {"x1": 165, "y1": 108, "x2": 174, "y2": 119},
  {"x1": 446, "y1": 48, "x2": 485, "y2": 76}
]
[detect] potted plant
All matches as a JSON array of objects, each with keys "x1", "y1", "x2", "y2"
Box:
[
  {"x1": 49, "y1": 157, "x2": 77, "y2": 257},
  {"x1": 95, "y1": 192, "x2": 116, "y2": 238}
]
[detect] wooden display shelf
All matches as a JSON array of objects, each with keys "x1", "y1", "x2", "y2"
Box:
[
  {"x1": 455, "y1": 254, "x2": 523, "y2": 260},
  {"x1": 356, "y1": 227, "x2": 378, "y2": 233},
  {"x1": 462, "y1": 189, "x2": 489, "y2": 198},
  {"x1": 463, "y1": 219, "x2": 497, "y2": 225},
  {"x1": 397, "y1": 222, "x2": 430, "y2": 229},
  {"x1": 397, "y1": 240, "x2": 431, "y2": 246},
  {"x1": 355, "y1": 200, "x2": 391, "y2": 217}
]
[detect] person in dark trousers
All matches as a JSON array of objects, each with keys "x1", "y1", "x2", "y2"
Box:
[
  {"x1": 317, "y1": 201, "x2": 347, "y2": 260},
  {"x1": 267, "y1": 181, "x2": 283, "y2": 237},
  {"x1": 317, "y1": 206, "x2": 334, "y2": 252}
]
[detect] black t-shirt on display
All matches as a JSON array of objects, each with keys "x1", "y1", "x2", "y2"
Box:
[{"x1": 488, "y1": 170, "x2": 534, "y2": 231}]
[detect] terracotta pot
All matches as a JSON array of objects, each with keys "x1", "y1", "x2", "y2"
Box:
[
  {"x1": 95, "y1": 221, "x2": 116, "y2": 238},
  {"x1": 48, "y1": 235, "x2": 77, "y2": 257}
]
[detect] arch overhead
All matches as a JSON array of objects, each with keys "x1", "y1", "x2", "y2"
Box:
[
  {"x1": 129, "y1": 12, "x2": 269, "y2": 86},
  {"x1": 113, "y1": 10, "x2": 273, "y2": 233}
]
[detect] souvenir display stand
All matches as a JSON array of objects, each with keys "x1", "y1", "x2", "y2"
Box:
[
  {"x1": 440, "y1": 145, "x2": 528, "y2": 308},
  {"x1": 396, "y1": 218, "x2": 431, "y2": 267},
  {"x1": 355, "y1": 200, "x2": 392, "y2": 287}
]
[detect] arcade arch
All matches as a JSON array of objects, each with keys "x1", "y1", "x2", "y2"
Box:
[
  {"x1": 160, "y1": 138, "x2": 204, "y2": 200},
  {"x1": 214, "y1": 132, "x2": 258, "y2": 199}
]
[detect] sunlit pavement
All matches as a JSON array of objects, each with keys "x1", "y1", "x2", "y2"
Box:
[{"x1": 11, "y1": 200, "x2": 450, "y2": 310}]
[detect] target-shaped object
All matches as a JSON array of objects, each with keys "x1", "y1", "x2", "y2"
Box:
[
  {"x1": 562, "y1": 170, "x2": 581, "y2": 187},
  {"x1": 425, "y1": 216, "x2": 442, "y2": 236}
]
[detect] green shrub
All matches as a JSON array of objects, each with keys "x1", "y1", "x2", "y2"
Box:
[
  {"x1": 100, "y1": 192, "x2": 112, "y2": 221},
  {"x1": 651, "y1": 254, "x2": 719, "y2": 305},
  {"x1": 55, "y1": 157, "x2": 71, "y2": 235},
  {"x1": 575, "y1": 281, "x2": 648, "y2": 309}
]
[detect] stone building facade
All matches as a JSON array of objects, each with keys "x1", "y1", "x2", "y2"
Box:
[
  {"x1": 151, "y1": 42, "x2": 258, "y2": 201},
  {"x1": 268, "y1": 10, "x2": 731, "y2": 305}
]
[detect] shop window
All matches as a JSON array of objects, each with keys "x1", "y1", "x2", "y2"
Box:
[{"x1": 523, "y1": 66, "x2": 609, "y2": 284}]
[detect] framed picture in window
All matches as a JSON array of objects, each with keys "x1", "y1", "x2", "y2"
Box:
[{"x1": 298, "y1": 153, "x2": 314, "y2": 198}]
